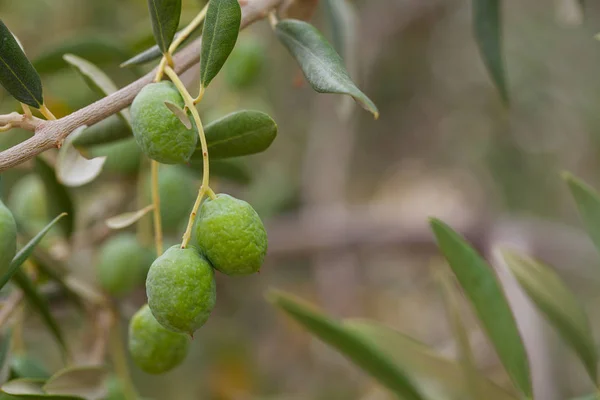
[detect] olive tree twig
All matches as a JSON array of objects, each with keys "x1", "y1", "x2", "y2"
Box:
[{"x1": 0, "y1": 0, "x2": 284, "y2": 172}]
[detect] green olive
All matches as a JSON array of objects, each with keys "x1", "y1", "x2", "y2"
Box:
[
  {"x1": 224, "y1": 36, "x2": 265, "y2": 89},
  {"x1": 146, "y1": 245, "x2": 216, "y2": 335},
  {"x1": 96, "y1": 233, "x2": 153, "y2": 296},
  {"x1": 128, "y1": 304, "x2": 189, "y2": 374},
  {"x1": 131, "y1": 81, "x2": 197, "y2": 164},
  {"x1": 195, "y1": 194, "x2": 267, "y2": 276}
]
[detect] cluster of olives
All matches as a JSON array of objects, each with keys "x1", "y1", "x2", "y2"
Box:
[{"x1": 113, "y1": 81, "x2": 268, "y2": 374}]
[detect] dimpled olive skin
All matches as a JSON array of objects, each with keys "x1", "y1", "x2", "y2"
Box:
[
  {"x1": 195, "y1": 194, "x2": 267, "y2": 276},
  {"x1": 146, "y1": 245, "x2": 216, "y2": 334},
  {"x1": 0, "y1": 200, "x2": 16, "y2": 276},
  {"x1": 128, "y1": 304, "x2": 189, "y2": 374},
  {"x1": 96, "y1": 234, "x2": 153, "y2": 296},
  {"x1": 131, "y1": 81, "x2": 197, "y2": 164}
]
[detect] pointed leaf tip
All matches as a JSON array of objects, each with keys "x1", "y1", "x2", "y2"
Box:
[{"x1": 147, "y1": 0, "x2": 182, "y2": 53}]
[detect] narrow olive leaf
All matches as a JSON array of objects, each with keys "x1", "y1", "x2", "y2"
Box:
[
  {"x1": 0, "y1": 329, "x2": 12, "y2": 385},
  {"x1": 0, "y1": 213, "x2": 67, "y2": 290},
  {"x1": 344, "y1": 321, "x2": 517, "y2": 400},
  {"x1": 43, "y1": 365, "x2": 107, "y2": 400},
  {"x1": 200, "y1": 0, "x2": 241, "y2": 88},
  {"x1": 33, "y1": 36, "x2": 130, "y2": 75},
  {"x1": 275, "y1": 19, "x2": 379, "y2": 118},
  {"x1": 2, "y1": 378, "x2": 83, "y2": 399},
  {"x1": 62, "y1": 54, "x2": 131, "y2": 128},
  {"x1": 12, "y1": 270, "x2": 67, "y2": 353},
  {"x1": 429, "y1": 218, "x2": 532, "y2": 398},
  {"x1": 435, "y1": 268, "x2": 483, "y2": 399},
  {"x1": 187, "y1": 159, "x2": 251, "y2": 184},
  {"x1": 72, "y1": 116, "x2": 131, "y2": 148},
  {"x1": 190, "y1": 110, "x2": 277, "y2": 160},
  {"x1": 164, "y1": 101, "x2": 191, "y2": 129},
  {"x1": 34, "y1": 159, "x2": 75, "y2": 238},
  {"x1": 563, "y1": 172, "x2": 600, "y2": 258},
  {"x1": 0, "y1": 20, "x2": 43, "y2": 108},
  {"x1": 121, "y1": 26, "x2": 201, "y2": 67},
  {"x1": 473, "y1": 0, "x2": 509, "y2": 104},
  {"x1": 11, "y1": 355, "x2": 51, "y2": 380},
  {"x1": 267, "y1": 290, "x2": 426, "y2": 400},
  {"x1": 503, "y1": 250, "x2": 597, "y2": 382},
  {"x1": 105, "y1": 205, "x2": 154, "y2": 229},
  {"x1": 147, "y1": 0, "x2": 181, "y2": 53},
  {"x1": 56, "y1": 126, "x2": 106, "y2": 188}
]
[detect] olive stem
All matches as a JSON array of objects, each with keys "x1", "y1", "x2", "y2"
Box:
[
  {"x1": 39, "y1": 104, "x2": 56, "y2": 120},
  {"x1": 206, "y1": 186, "x2": 217, "y2": 200},
  {"x1": 151, "y1": 160, "x2": 164, "y2": 256},
  {"x1": 163, "y1": 66, "x2": 211, "y2": 248},
  {"x1": 21, "y1": 103, "x2": 32, "y2": 118}
]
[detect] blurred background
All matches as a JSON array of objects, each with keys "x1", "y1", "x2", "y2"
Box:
[{"x1": 2, "y1": 0, "x2": 600, "y2": 399}]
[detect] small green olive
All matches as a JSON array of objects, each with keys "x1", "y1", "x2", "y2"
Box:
[
  {"x1": 131, "y1": 81, "x2": 197, "y2": 164},
  {"x1": 96, "y1": 234, "x2": 153, "y2": 296},
  {"x1": 146, "y1": 245, "x2": 216, "y2": 335},
  {"x1": 128, "y1": 304, "x2": 189, "y2": 374},
  {"x1": 195, "y1": 194, "x2": 267, "y2": 276},
  {"x1": 224, "y1": 36, "x2": 265, "y2": 89}
]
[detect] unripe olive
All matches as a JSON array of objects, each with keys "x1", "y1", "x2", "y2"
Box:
[
  {"x1": 146, "y1": 245, "x2": 216, "y2": 335},
  {"x1": 0, "y1": 200, "x2": 16, "y2": 276},
  {"x1": 130, "y1": 82, "x2": 197, "y2": 164},
  {"x1": 96, "y1": 234, "x2": 153, "y2": 296},
  {"x1": 8, "y1": 175, "x2": 47, "y2": 226},
  {"x1": 195, "y1": 194, "x2": 267, "y2": 276},
  {"x1": 224, "y1": 36, "x2": 265, "y2": 89},
  {"x1": 128, "y1": 304, "x2": 189, "y2": 374}
]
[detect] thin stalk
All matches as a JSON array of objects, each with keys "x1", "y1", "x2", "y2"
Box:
[
  {"x1": 39, "y1": 104, "x2": 56, "y2": 120},
  {"x1": 20, "y1": 103, "x2": 32, "y2": 118},
  {"x1": 136, "y1": 158, "x2": 153, "y2": 246},
  {"x1": 151, "y1": 160, "x2": 163, "y2": 256},
  {"x1": 163, "y1": 66, "x2": 210, "y2": 248}
]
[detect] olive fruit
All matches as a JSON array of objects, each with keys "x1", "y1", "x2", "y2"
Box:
[
  {"x1": 130, "y1": 81, "x2": 197, "y2": 164},
  {"x1": 224, "y1": 36, "x2": 265, "y2": 89},
  {"x1": 0, "y1": 200, "x2": 16, "y2": 275},
  {"x1": 96, "y1": 234, "x2": 153, "y2": 296},
  {"x1": 128, "y1": 304, "x2": 189, "y2": 374},
  {"x1": 195, "y1": 194, "x2": 267, "y2": 276},
  {"x1": 146, "y1": 245, "x2": 216, "y2": 335},
  {"x1": 8, "y1": 175, "x2": 47, "y2": 228}
]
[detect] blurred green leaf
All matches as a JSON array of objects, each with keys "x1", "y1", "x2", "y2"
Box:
[
  {"x1": 430, "y1": 218, "x2": 531, "y2": 398},
  {"x1": 34, "y1": 159, "x2": 75, "y2": 238},
  {"x1": 56, "y1": 126, "x2": 106, "y2": 188},
  {"x1": 62, "y1": 55, "x2": 131, "y2": 128},
  {"x1": 503, "y1": 250, "x2": 597, "y2": 383},
  {"x1": 12, "y1": 270, "x2": 66, "y2": 354},
  {"x1": 0, "y1": 213, "x2": 67, "y2": 290},
  {"x1": 0, "y1": 329, "x2": 11, "y2": 385},
  {"x1": 33, "y1": 36, "x2": 129, "y2": 75},
  {"x1": 190, "y1": 110, "x2": 277, "y2": 160},
  {"x1": 473, "y1": 0, "x2": 508, "y2": 103},
  {"x1": 0, "y1": 20, "x2": 43, "y2": 108},
  {"x1": 268, "y1": 290, "x2": 426, "y2": 400},
  {"x1": 200, "y1": 0, "x2": 241, "y2": 88},
  {"x1": 10, "y1": 356, "x2": 50, "y2": 381},
  {"x1": 72, "y1": 116, "x2": 131, "y2": 148},
  {"x1": 43, "y1": 366, "x2": 107, "y2": 400},
  {"x1": 275, "y1": 19, "x2": 378, "y2": 118},
  {"x1": 564, "y1": 172, "x2": 600, "y2": 258},
  {"x1": 147, "y1": 0, "x2": 181, "y2": 53},
  {"x1": 2, "y1": 379, "x2": 82, "y2": 399},
  {"x1": 187, "y1": 159, "x2": 251, "y2": 184}
]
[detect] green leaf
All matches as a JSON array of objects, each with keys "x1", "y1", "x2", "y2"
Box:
[
  {"x1": 563, "y1": 172, "x2": 600, "y2": 258},
  {"x1": 62, "y1": 55, "x2": 131, "y2": 128},
  {"x1": 275, "y1": 19, "x2": 379, "y2": 118},
  {"x1": 187, "y1": 159, "x2": 251, "y2": 184},
  {"x1": 147, "y1": 0, "x2": 181, "y2": 54},
  {"x1": 344, "y1": 320, "x2": 517, "y2": 400},
  {"x1": 0, "y1": 329, "x2": 12, "y2": 385},
  {"x1": 503, "y1": 250, "x2": 597, "y2": 382},
  {"x1": 191, "y1": 110, "x2": 277, "y2": 160},
  {"x1": 32, "y1": 36, "x2": 130, "y2": 75},
  {"x1": 0, "y1": 20, "x2": 43, "y2": 108},
  {"x1": 1, "y1": 379, "x2": 83, "y2": 399},
  {"x1": 268, "y1": 290, "x2": 426, "y2": 400},
  {"x1": 72, "y1": 116, "x2": 131, "y2": 148},
  {"x1": 43, "y1": 366, "x2": 107, "y2": 400},
  {"x1": 12, "y1": 270, "x2": 67, "y2": 354},
  {"x1": 34, "y1": 159, "x2": 75, "y2": 238},
  {"x1": 473, "y1": 0, "x2": 509, "y2": 103},
  {"x1": 10, "y1": 356, "x2": 50, "y2": 381},
  {"x1": 429, "y1": 218, "x2": 531, "y2": 398},
  {"x1": 200, "y1": 0, "x2": 241, "y2": 88},
  {"x1": 121, "y1": 27, "x2": 200, "y2": 67},
  {"x1": 0, "y1": 213, "x2": 67, "y2": 290}
]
